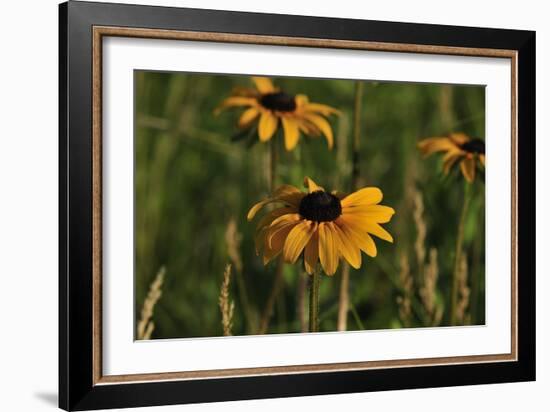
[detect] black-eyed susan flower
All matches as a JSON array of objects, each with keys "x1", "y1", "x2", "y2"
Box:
[
  {"x1": 247, "y1": 177, "x2": 395, "y2": 276},
  {"x1": 417, "y1": 133, "x2": 485, "y2": 183},
  {"x1": 216, "y1": 77, "x2": 340, "y2": 151}
]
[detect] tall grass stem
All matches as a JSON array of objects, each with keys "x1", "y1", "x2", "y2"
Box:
[
  {"x1": 219, "y1": 264, "x2": 235, "y2": 336},
  {"x1": 450, "y1": 183, "x2": 471, "y2": 325},
  {"x1": 269, "y1": 139, "x2": 278, "y2": 192},
  {"x1": 257, "y1": 136, "x2": 284, "y2": 334},
  {"x1": 338, "y1": 80, "x2": 364, "y2": 331},
  {"x1": 224, "y1": 219, "x2": 257, "y2": 333},
  {"x1": 137, "y1": 266, "x2": 165, "y2": 340},
  {"x1": 258, "y1": 255, "x2": 285, "y2": 334},
  {"x1": 351, "y1": 80, "x2": 364, "y2": 186},
  {"x1": 309, "y1": 267, "x2": 321, "y2": 332}
]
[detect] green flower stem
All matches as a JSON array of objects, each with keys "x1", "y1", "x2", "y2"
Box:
[
  {"x1": 351, "y1": 80, "x2": 364, "y2": 187},
  {"x1": 450, "y1": 183, "x2": 472, "y2": 326},
  {"x1": 309, "y1": 268, "x2": 321, "y2": 332},
  {"x1": 269, "y1": 139, "x2": 278, "y2": 192}
]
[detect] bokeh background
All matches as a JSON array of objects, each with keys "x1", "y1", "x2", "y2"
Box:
[{"x1": 135, "y1": 71, "x2": 485, "y2": 339}]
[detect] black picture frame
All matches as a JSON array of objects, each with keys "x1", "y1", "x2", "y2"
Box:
[{"x1": 59, "y1": 1, "x2": 536, "y2": 410}]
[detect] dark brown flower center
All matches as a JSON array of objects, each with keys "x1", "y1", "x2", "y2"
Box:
[
  {"x1": 259, "y1": 92, "x2": 297, "y2": 112},
  {"x1": 299, "y1": 191, "x2": 342, "y2": 222},
  {"x1": 460, "y1": 138, "x2": 485, "y2": 154}
]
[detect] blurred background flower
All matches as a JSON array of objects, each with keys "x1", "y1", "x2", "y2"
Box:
[
  {"x1": 215, "y1": 76, "x2": 340, "y2": 150},
  {"x1": 417, "y1": 132, "x2": 485, "y2": 183}
]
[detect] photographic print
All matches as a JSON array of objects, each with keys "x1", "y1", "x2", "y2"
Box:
[
  {"x1": 134, "y1": 72, "x2": 486, "y2": 339},
  {"x1": 60, "y1": 4, "x2": 535, "y2": 408}
]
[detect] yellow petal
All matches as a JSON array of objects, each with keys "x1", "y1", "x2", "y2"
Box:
[
  {"x1": 282, "y1": 192, "x2": 307, "y2": 208},
  {"x1": 283, "y1": 221, "x2": 316, "y2": 263},
  {"x1": 246, "y1": 185, "x2": 302, "y2": 221},
  {"x1": 214, "y1": 96, "x2": 257, "y2": 114},
  {"x1": 255, "y1": 207, "x2": 295, "y2": 232},
  {"x1": 442, "y1": 151, "x2": 463, "y2": 174},
  {"x1": 332, "y1": 222, "x2": 361, "y2": 269},
  {"x1": 272, "y1": 184, "x2": 302, "y2": 198},
  {"x1": 297, "y1": 119, "x2": 321, "y2": 136},
  {"x1": 254, "y1": 214, "x2": 298, "y2": 255},
  {"x1": 362, "y1": 222, "x2": 393, "y2": 243},
  {"x1": 449, "y1": 132, "x2": 470, "y2": 145},
  {"x1": 265, "y1": 215, "x2": 300, "y2": 251},
  {"x1": 304, "y1": 228, "x2": 319, "y2": 275},
  {"x1": 304, "y1": 102, "x2": 341, "y2": 116},
  {"x1": 263, "y1": 221, "x2": 298, "y2": 264},
  {"x1": 417, "y1": 137, "x2": 458, "y2": 156},
  {"x1": 252, "y1": 77, "x2": 276, "y2": 94},
  {"x1": 238, "y1": 107, "x2": 260, "y2": 128},
  {"x1": 304, "y1": 176, "x2": 324, "y2": 193},
  {"x1": 267, "y1": 214, "x2": 301, "y2": 246},
  {"x1": 479, "y1": 154, "x2": 485, "y2": 167},
  {"x1": 338, "y1": 219, "x2": 377, "y2": 257},
  {"x1": 272, "y1": 186, "x2": 307, "y2": 210},
  {"x1": 302, "y1": 113, "x2": 334, "y2": 149},
  {"x1": 263, "y1": 246, "x2": 281, "y2": 265},
  {"x1": 230, "y1": 86, "x2": 259, "y2": 98},
  {"x1": 360, "y1": 233, "x2": 377, "y2": 257},
  {"x1": 318, "y1": 223, "x2": 339, "y2": 275},
  {"x1": 342, "y1": 205, "x2": 395, "y2": 223},
  {"x1": 281, "y1": 117, "x2": 300, "y2": 151},
  {"x1": 295, "y1": 94, "x2": 309, "y2": 107},
  {"x1": 460, "y1": 157, "x2": 476, "y2": 183},
  {"x1": 248, "y1": 200, "x2": 270, "y2": 221},
  {"x1": 341, "y1": 187, "x2": 383, "y2": 207},
  {"x1": 258, "y1": 111, "x2": 278, "y2": 142}
]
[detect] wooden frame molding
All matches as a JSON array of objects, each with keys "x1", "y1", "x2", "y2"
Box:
[{"x1": 91, "y1": 26, "x2": 518, "y2": 386}]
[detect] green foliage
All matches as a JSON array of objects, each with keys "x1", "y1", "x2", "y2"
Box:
[{"x1": 135, "y1": 71, "x2": 486, "y2": 338}]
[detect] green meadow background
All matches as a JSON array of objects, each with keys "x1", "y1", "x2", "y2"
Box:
[{"x1": 135, "y1": 71, "x2": 486, "y2": 339}]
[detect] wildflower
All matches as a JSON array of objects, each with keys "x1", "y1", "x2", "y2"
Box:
[
  {"x1": 248, "y1": 177, "x2": 395, "y2": 275},
  {"x1": 417, "y1": 133, "x2": 485, "y2": 183},
  {"x1": 216, "y1": 77, "x2": 339, "y2": 151}
]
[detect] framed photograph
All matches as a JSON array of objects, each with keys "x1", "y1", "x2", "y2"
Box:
[{"x1": 59, "y1": 1, "x2": 535, "y2": 410}]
